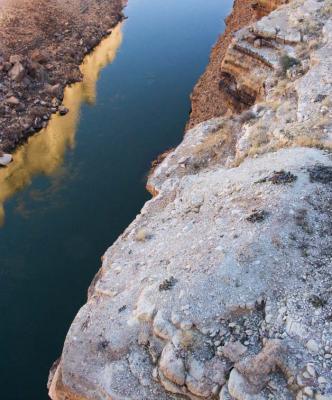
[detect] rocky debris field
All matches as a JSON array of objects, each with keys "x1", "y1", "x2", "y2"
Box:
[
  {"x1": 49, "y1": 0, "x2": 332, "y2": 399},
  {"x1": 0, "y1": 0, "x2": 125, "y2": 152}
]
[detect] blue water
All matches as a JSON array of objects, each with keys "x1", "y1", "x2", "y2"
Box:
[{"x1": 0, "y1": 0, "x2": 232, "y2": 398}]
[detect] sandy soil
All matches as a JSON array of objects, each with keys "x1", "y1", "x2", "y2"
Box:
[{"x1": 0, "y1": 0, "x2": 125, "y2": 152}]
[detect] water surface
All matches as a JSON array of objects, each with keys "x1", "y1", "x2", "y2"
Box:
[{"x1": 0, "y1": 0, "x2": 232, "y2": 398}]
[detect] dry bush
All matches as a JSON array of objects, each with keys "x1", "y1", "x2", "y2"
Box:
[
  {"x1": 300, "y1": 18, "x2": 323, "y2": 38},
  {"x1": 178, "y1": 330, "x2": 195, "y2": 349},
  {"x1": 250, "y1": 120, "x2": 270, "y2": 148},
  {"x1": 319, "y1": 0, "x2": 332, "y2": 19},
  {"x1": 135, "y1": 228, "x2": 151, "y2": 242},
  {"x1": 296, "y1": 41, "x2": 316, "y2": 59},
  {"x1": 265, "y1": 100, "x2": 281, "y2": 111},
  {"x1": 190, "y1": 120, "x2": 238, "y2": 170},
  {"x1": 272, "y1": 79, "x2": 289, "y2": 97},
  {"x1": 239, "y1": 110, "x2": 257, "y2": 124},
  {"x1": 322, "y1": 96, "x2": 332, "y2": 108},
  {"x1": 279, "y1": 54, "x2": 300, "y2": 76},
  {"x1": 294, "y1": 136, "x2": 332, "y2": 150}
]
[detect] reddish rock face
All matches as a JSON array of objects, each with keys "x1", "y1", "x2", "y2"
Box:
[{"x1": 187, "y1": 0, "x2": 286, "y2": 130}]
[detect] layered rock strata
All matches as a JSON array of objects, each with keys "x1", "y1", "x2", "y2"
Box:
[
  {"x1": 50, "y1": 0, "x2": 332, "y2": 399},
  {"x1": 187, "y1": 0, "x2": 288, "y2": 130}
]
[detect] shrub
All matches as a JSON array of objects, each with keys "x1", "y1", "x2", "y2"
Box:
[
  {"x1": 135, "y1": 228, "x2": 151, "y2": 242},
  {"x1": 239, "y1": 110, "x2": 257, "y2": 123},
  {"x1": 279, "y1": 55, "x2": 300, "y2": 75},
  {"x1": 319, "y1": 0, "x2": 332, "y2": 19}
]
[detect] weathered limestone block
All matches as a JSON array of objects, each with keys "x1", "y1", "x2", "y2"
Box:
[
  {"x1": 186, "y1": 356, "x2": 226, "y2": 397},
  {"x1": 159, "y1": 343, "x2": 186, "y2": 386},
  {"x1": 153, "y1": 311, "x2": 176, "y2": 340},
  {"x1": 228, "y1": 369, "x2": 265, "y2": 400},
  {"x1": 221, "y1": 341, "x2": 248, "y2": 363}
]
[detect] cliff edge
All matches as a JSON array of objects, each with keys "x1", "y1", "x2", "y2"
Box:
[{"x1": 49, "y1": 0, "x2": 332, "y2": 399}]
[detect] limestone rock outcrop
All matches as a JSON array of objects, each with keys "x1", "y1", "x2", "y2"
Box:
[{"x1": 49, "y1": 0, "x2": 332, "y2": 399}]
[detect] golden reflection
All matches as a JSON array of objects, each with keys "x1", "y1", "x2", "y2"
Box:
[{"x1": 0, "y1": 24, "x2": 123, "y2": 225}]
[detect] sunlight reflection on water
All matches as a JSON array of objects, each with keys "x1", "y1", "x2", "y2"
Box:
[{"x1": 0, "y1": 24, "x2": 123, "y2": 225}]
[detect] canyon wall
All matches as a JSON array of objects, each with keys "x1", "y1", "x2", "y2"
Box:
[
  {"x1": 187, "y1": 0, "x2": 288, "y2": 130},
  {"x1": 49, "y1": 0, "x2": 332, "y2": 399}
]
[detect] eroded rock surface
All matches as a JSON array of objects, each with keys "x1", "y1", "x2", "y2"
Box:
[{"x1": 49, "y1": 0, "x2": 332, "y2": 398}]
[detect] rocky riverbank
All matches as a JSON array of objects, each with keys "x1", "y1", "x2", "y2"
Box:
[
  {"x1": 49, "y1": 0, "x2": 332, "y2": 399},
  {"x1": 0, "y1": 0, "x2": 126, "y2": 152}
]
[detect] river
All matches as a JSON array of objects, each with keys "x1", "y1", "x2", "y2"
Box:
[{"x1": 0, "y1": 0, "x2": 232, "y2": 398}]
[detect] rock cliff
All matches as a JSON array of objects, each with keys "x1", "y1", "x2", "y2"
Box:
[
  {"x1": 187, "y1": 0, "x2": 288, "y2": 130},
  {"x1": 49, "y1": 0, "x2": 332, "y2": 399}
]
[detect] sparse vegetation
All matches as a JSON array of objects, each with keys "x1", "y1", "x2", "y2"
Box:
[
  {"x1": 272, "y1": 79, "x2": 289, "y2": 97},
  {"x1": 319, "y1": 0, "x2": 332, "y2": 19},
  {"x1": 135, "y1": 228, "x2": 151, "y2": 242},
  {"x1": 256, "y1": 170, "x2": 297, "y2": 185},
  {"x1": 296, "y1": 40, "x2": 319, "y2": 59},
  {"x1": 239, "y1": 109, "x2": 257, "y2": 123},
  {"x1": 159, "y1": 276, "x2": 177, "y2": 291},
  {"x1": 246, "y1": 209, "x2": 268, "y2": 223},
  {"x1": 300, "y1": 18, "x2": 323, "y2": 37},
  {"x1": 279, "y1": 54, "x2": 300, "y2": 76},
  {"x1": 189, "y1": 120, "x2": 238, "y2": 171},
  {"x1": 177, "y1": 330, "x2": 195, "y2": 349}
]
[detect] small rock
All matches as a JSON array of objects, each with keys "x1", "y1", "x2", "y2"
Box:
[
  {"x1": 306, "y1": 339, "x2": 320, "y2": 354},
  {"x1": 58, "y1": 105, "x2": 69, "y2": 116},
  {"x1": 9, "y1": 54, "x2": 22, "y2": 64},
  {"x1": 309, "y1": 165, "x2": 332, "y2": 184},
  {"x1": 306, "y1": 365, "x2": 316, "y2": 377},
  {"x1": 254, "y1": 38, "x2": 262, "y2": 48},
  {"x1": 265, "y1": 314, "x2": 273, "y2": 324},
  {"x1": 6, "y1": 96, "x2": 20, "y2": 106},
  {"x1": 318, "y1": 377, "x2": 327, "y2": 386},
  {"x1": 0, "y1": 153, "x2": 13, "y2": 166},
  {"x1": 303, "y1": 387, "x2": 314, "y2": 397},
  {"x1": 221, "y1": 341, "x2": 247, "y2": 362},
  {"x1": 8, "y1": 61, "x2": 25, "y2": 82},
  {"x1": 153, "y1": 311, "x2": 175, "y2": 340},
  {"x1": 315, "y1": 394, "x2": 332, "y2": 400},
  {"x1": 45, "y1": 83, "x2": 62, "y2": 98},
  {"x1": 134, "y1": 291, "x2": 156, "y2": 322}
]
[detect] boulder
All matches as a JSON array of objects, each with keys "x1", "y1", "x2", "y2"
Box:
[
  {"x1": 8, "y1": 62, "x2": 25, "y2": 82},
  {"x1": 45, "y1": 83, "x2": 62, "y2": 98},
  {"x1": 58, "y1": 105, "x2": 69, "y2": 116},
  {"x1": 159, "y1": 343, "x2": 185, "y2": 386},
  {"x1": 5, "y1": 96, "x2": 20, "y2": 106},
  {"x1": 0, "y1": 153, "x2": 13, "y2": 166}
]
